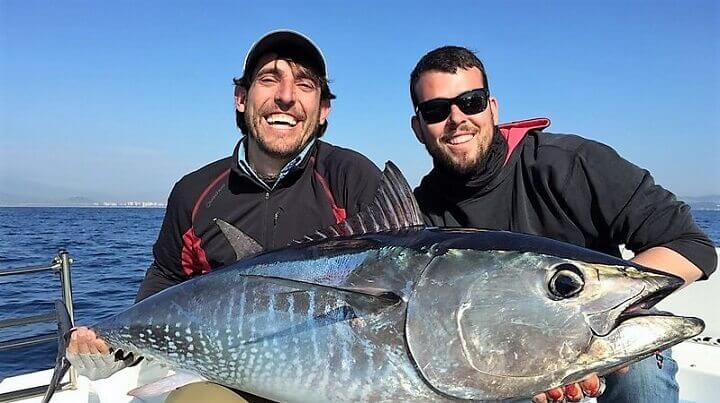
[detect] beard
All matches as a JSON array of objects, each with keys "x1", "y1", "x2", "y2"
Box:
[
  {"x1": 246, "y1": 107, "x2": 321, "y2": 160},
  {"x1": 425, "y1": 125, "x2": 494, "y2": 176}
]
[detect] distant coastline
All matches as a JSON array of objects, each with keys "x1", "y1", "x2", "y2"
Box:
[
  {"x1": 0, "y1": 191, "x2": 166, "y2": 208},
  {"x1": 0, "y1": 202, "x2": 165, "y2": 208},
  {"x1": 686, "y1": 203, "x2": 720, "y2": 211},
  {"x1": 1, "y1": 197, "x2": 717, "y2": 211},
  {"x1": 682, "y1": 196, "x2": 720, "y2": 212}
]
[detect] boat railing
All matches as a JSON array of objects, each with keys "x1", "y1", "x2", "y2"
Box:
[{"x1": 0, "y1": 249, "x2": 77, "y2": 402}]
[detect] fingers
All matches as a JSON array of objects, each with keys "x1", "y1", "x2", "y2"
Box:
[
  {"x1": 533, "y1": 374, "x2": 606, "y2": 403},
  {"x1": 580, "y1": 375, "x2": 607, "y2": 398},
  {"x1": 93, "y1": 335, "x2": 110, "y2": 355},
  {"x1": 579, "y1": 374, "x2": 600, "y2": 397},
  {"x1": 77, "y1": 328, "x2": 94, "y2": 354},
  {"x1": 564, "y1": 383, "x2": 583, "y2": 402},
  {"x1": 532, "y1": 386, "x2": 564, "y2": 403},
  {"x1": 532, "y1": 392, "x2": 548, "y2": 403},
  {"x1": 67, "y1": 326, "x2": 85, "y2": 354},
  {"x1": 67, "y1": 326, "x2": 110, "y2": 355}
]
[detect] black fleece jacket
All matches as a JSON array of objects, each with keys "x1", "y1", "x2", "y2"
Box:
[
  {"x1": 136, "y1": 139, "x2": 381, "y2": 302},
  {"x1": 415, "y1": 121, "x2": 716, "y2": 279}
]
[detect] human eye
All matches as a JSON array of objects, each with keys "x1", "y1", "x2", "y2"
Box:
[
  {"x1": 256, "y1": 74, "x2": 279, "y2": 85},
  {"x1": 296, "y1": 79, "x2": 317, "y2": 91}
]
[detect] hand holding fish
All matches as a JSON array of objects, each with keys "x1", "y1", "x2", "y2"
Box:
[
  {"x1": 68, "y1": 326, "x2": 109, "y2": 355},
  {"x1": 66, "y1": 326, "x2": 130, "y2": 381},
  {"x1": 533, "y1": 374, "x2": 605, "y2": 402}
]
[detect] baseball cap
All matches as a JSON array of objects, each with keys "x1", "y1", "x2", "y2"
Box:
[{"x1": 242, "y1": 30, "x2": 328, "y2": 79}]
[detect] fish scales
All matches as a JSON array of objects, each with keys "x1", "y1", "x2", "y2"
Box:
[
  {"x1": 94, "y1": 242, "x2": 444, "y2": 401},
  {"x1": 45, "y1": 228, "x2": 704, "y2": 402}
]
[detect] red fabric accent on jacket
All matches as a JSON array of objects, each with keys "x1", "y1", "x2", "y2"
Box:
[
  {"x1": 498, "y1": 118, "x2": 551, "y2": 164},
  {"x1": 191, "y1": 169, "x2": 231, "y2": 222},
  {"x1": 181, "y1": 228, "x2": 212, "y2": 277},
  {"x1": 309, "y1": 156, "x2": 346, "y2": 224},
  {"x1": 182, "y1": 169, "x2": 230, "y2": 276},
  {"x1": 332, "y1": 205, "x2": 347, "y2": 223}
]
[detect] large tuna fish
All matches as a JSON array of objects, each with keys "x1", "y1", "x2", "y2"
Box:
[{"x1": 44, "y1": 163, "x2": 703, "y2": 402}]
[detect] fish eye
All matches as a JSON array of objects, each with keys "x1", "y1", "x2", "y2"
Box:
[{"x1": 549, "y1": 264, "x2": 584, "y2": 298}]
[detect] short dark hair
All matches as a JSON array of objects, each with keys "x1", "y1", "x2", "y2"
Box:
[
  {"x1": 409, "y1": 46, "x2": 489, "y2": 107},
  {"x1": 233, "y1": 52, "x2": 335, "y2": 136}
]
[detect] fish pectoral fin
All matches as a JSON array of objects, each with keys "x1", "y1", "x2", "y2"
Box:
[
  {"x1": 127, "y1": 372, "x2": 207, "y2": 398},
  {"x1": 214, "y1": 218, "x2": 263, "y2": 261}
]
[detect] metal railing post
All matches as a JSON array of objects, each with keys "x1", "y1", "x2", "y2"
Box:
[
  {"x1": 54, "y1": 249, "x2": 78, "y2": 390},
  {"x1": 0, "y1": 251, "x2": 80, "y2": 401}
]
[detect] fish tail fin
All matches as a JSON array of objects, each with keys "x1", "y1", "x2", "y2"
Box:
[{"x1": 41, "y1": 300, "x2": 74, "y2": 403}]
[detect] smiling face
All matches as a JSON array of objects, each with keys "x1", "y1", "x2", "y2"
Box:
[
  {"x1": 236, "y1": 53, "x2": 330, "y2": 164},
  {"x1": 411, "y1": 67, "x2": 498, "y2": 175}
]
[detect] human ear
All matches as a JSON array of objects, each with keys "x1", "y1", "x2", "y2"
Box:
[
  {"x1": 411, "y1": 115, "x2": 425, "y2": 144},
  {"x1": 234, "y1": 86, "x2": 248, "y2": 113},
  {"x1": 319, "y1": 99, "x2": 331, "y2": 125},
  {"x1": 489, "y1": 96, "x2": 499, "y2": 126}
]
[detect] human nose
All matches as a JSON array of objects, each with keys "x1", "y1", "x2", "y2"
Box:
[
  {"x1": 274, "y1": 79, "x2": 296, "y2": 108},
  {"x1": 447, "y1": 103, "x2": 466, "y2": 127}
]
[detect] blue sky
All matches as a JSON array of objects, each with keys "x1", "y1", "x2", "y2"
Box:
[{"x1": 1, "y1": 1, "x2": 718, "y2": 202}]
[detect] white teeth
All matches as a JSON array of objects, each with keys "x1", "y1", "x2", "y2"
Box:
[
  {"x1": 447, "y1": 134, "x2": 474, "y2": 145},
  {"x1": 265, "y1": 114, "x2": 297, "y2": 127}
]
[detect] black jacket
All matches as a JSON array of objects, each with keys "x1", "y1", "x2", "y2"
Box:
[
  {"x1": 136, "y1": 139, "x2": 381, "y2": 301},
  {"x1": 415, "y1": 118, "x2": 717, "y2": 279}
]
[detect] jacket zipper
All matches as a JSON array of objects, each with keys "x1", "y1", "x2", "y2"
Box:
[{"x1": 263, "y1": 191, "x2": 270, "y2": 248}]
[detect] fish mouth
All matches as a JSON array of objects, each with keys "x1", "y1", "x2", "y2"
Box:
[
  {"x1": 615, "y1": 278, "x2": 680, "y2": 324},
  {"x1": 587, "y1": 269, "x2": 684, "y2": 337},
  {"x1": 579, "y1": 270, "x2": 703, "y2": 378},
  {"x1": 577, "y1": 314, "x2": 703, "y2": 385}
]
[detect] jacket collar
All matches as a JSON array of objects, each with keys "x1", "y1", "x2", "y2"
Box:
[
  {"x1": 231, "y1": 136, "x2": 317, "y2": 191},
  {"x1": 421, "y1": 117, "x2": 552, "y2": 200}
]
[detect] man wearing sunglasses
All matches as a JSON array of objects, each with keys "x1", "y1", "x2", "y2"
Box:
[{"x1": 410, "y1": 46, "x2": 716, "y2": 403}]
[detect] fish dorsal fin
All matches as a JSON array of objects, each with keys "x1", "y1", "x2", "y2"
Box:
[
  {"x1": 299, "y1": 161, "x2": 424, "y2": 243},
  {"x1": 217, "y1": 162, "x2": 424, "y2": 256},
  {"x1": 215, "y1": 218, "x2": 263, "y2": 261}
]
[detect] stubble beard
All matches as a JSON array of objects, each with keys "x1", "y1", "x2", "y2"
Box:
[
  {"x1": 246, "y1": 108, "x2": 320, "y2": 160},
  {"x1": 426, "y1": 125, "x2": 493, "y2": 176}
]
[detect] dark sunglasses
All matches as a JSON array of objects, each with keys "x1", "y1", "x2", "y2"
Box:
[{"x1": 415, "y1": 88, "x2": 489, "y2": 124}]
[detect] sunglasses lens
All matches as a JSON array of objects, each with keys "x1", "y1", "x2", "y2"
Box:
[
  {"x1": 418, "y1": 101, "x2": 451, "y2": 124},
  {"x1": 417, "y1": 89, "x2": 488, "y2": 124},
  {"x1": 457, "y1": 90, "x2": 487, "y2": 115}
]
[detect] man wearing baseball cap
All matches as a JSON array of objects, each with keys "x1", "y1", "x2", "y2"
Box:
[{"x1": 64, "y1": 30, "x2": 381, "y2": 402}]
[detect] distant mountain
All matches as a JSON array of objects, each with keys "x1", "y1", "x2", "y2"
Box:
[
  {"x1": 63, "y1": 196, "x2": 99, "y2": 205},
  {"x1": 0, "y1": 191, "x2": 100, "y2": 207},
  {"x1": 0, "y1": 177, "x2": 164, "y2": 207}
]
